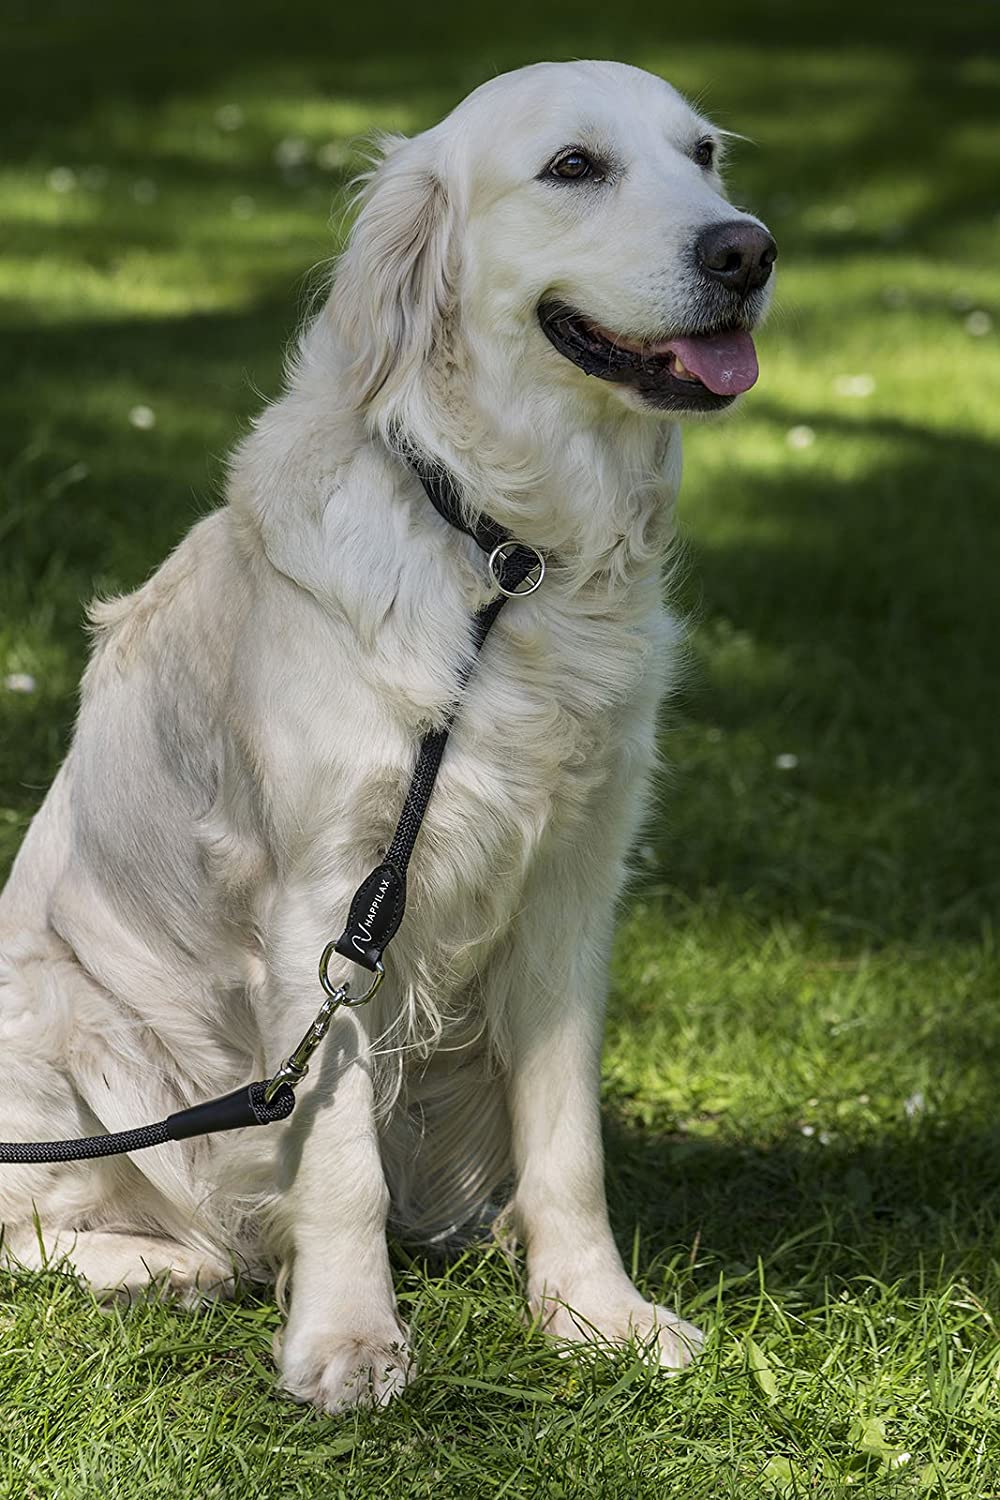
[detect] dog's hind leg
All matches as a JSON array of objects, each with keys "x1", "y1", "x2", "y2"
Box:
[
  {"x1": 0, "y1": 933, "x2": 234, "y2": 1307},
  {"x1": 0, "y1": 1048, "x2": 234, "y2": 1305},
  {"x1": 1, "y1": 1226, "x2": 234, "y2": 1305}
]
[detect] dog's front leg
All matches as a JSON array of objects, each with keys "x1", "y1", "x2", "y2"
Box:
[
  {"x1": 502, "y1": 803, "x2": 703, "y2": 1369},
  {"x1": 264, "y1": 929, "x2": 410, "y2": 1413}
]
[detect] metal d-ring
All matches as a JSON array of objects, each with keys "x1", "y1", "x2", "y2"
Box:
[
  {"x1": 488, "y1": 541, "x2": 545, "y2": 598},
  {"x1": 318, "y1": 944, "x2": 385, "y2": 1007}
]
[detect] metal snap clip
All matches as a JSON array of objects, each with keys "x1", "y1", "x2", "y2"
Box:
[{"x1": 263, "y1": 957, "x2": 385, "y2": 1103}]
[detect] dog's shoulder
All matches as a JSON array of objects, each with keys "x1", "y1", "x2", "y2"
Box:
[{"x1": 85, "y1": 510, "x2": 241, "y2": 669}]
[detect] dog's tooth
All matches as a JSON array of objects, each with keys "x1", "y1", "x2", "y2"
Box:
[{"x1": 669, "y1": 353, "x2": 702, "y2": 383}]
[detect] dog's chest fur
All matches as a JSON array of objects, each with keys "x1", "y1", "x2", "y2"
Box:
[
  {"x1": 406, "y1": 578, "x2": 667, "y2": 960},
  {"x1": 226, "y1": 387, "x2": 681, "y2": 1016},
  {"x1": 243, "y1": 511, "x2": 669, "y2": 990}
]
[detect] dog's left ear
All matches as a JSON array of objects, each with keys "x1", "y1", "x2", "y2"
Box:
[{"x1": 330, "y1": 134, "x2": 458, "y2": 411}]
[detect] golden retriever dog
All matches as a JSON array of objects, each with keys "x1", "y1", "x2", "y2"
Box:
[{"x1": 0, "y1": 60, "x2": 774, "y2": 1411}]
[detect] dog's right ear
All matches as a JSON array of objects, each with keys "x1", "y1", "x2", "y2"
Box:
[{"x1": 330, "y1": 133, "x2": 457, "y2": 412}]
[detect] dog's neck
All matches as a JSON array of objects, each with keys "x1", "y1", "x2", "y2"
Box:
[
  {"x1": 370, "y1": 310, "x2": 684, "y2": 587},
  {"x1": 231, "y1": 312, "x2": 682, "y2": 602}
]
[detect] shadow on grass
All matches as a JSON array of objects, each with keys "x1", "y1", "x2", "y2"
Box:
[
  {"x1": 638, "y1": 410, "x2": 998, "y2": 945},
  {"x1": 601, "y1": 1110, "x2": 1000, "y2": 1313},
  {"x1": 2, "y1": 0, "x2": 997, "y2": 269},
  {"x1": 3, "y1": 0, "x2": 995, "y2": 132}
]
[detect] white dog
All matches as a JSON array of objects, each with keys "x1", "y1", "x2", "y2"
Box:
[{"x1": 0, "y1": 60, "x2": 774, "y2": 1411}]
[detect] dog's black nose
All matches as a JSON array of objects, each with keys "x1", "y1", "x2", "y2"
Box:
[{"x1": 695, "y1": 221, "x2": 777, "y2": 296}]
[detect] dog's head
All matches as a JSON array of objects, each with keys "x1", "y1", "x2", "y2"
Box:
[{"x1": 331, "y1": 60, "x2": 775, "y2": 423}]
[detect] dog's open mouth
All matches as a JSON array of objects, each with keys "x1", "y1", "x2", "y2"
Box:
[{"x1": 537, "y1": 301, "x2": 759, "y2": 412}]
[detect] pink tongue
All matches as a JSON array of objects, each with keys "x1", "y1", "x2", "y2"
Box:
[{"x1": 667, "y1": 330, "x2": 758, "y2": 395}]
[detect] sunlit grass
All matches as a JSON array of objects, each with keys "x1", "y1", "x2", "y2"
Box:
[{"x1": 1, "y1": 0, "x2": 999, "y2": 1494}]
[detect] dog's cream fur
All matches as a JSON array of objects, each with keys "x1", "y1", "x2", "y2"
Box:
[{"x1": 0, "y1": 61, "x2": 771, "y2": 1410}]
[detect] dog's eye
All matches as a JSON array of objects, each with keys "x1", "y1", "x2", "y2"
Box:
[
  {"x1": 692, "y1": 138, "x2": 716, "y2": 169},
  {"x1": 548, "y1": 148, "x2": 597, "y2": 181}
]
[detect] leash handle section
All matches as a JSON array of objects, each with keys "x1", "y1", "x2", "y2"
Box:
[
  {"x1": 0, "y1": 1083, "x2": 295, "y2": 1165},
  {"x1": 0, "y1": 454, "x2": 545, "y2": 1165},
  {"x1": 166, "y1": 1080, "x2": 296, "y2": 1139}
]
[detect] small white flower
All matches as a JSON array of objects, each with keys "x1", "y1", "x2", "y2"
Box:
[
  {"x1": 965, "y1": 310, "x2": 992, "y2": 337},
  {"x1": 904, "y1": 1091, "x2": 925, "y2": 1118},
  {"x1": 3, "y1": 673, "x2": 36, "y2": 694},
  {"x1": 818, "y1": 1131, "x2": 832, "y2": 1146},
  {"x1": 833, "y1": 373, "x2": 875, "y2": 398},
  {"x1": 828, "y1": 204, "x2": 856, "y2": 231},
  {"x1": 47, "y1": 166, "x2": 77, "y2": 193},
  {"x1": 128, "y1": 404, "x2": 156, "y2": 430},
  {"x1": 775, "y1": 753, "x2": 798, "y2": 770},
  {"x1": 786, "y1": 425, "x2": 815, "y2": 450},
  {"x1": 857, "y1": 1093, "x2": 870, "y2": 1105},
  {"x1": 215, "y1": 103, "x2": 245, "y2": 132},
  {"x1": 231, "y1": 195, "x2": 256, "y2": 220},
  {"x1": 131, "y1": 178, "x2": 158, "y2": 204},
  {"x1": 274, "y1": 136, "x2": 309, "y2": 169},
  {"x1": 317, "y1": 140, "x2": 349, "y2": 171},
  {"x1": 800, "y1": 1124, "x2": 815, "y2": 1137}
]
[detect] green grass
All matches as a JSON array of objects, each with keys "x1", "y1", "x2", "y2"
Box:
[{"x1": 2, "y1": 1, "x2": 999, "y2": 1494}]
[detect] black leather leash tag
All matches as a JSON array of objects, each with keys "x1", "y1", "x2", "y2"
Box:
[{"x1": 332, "y1": 860, "x2": 406, "y2": 971}]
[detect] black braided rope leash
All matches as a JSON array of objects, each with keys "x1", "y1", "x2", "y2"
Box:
[
  {"x1": 0, "y1": 456, "x2": 541, "y2": 1165},
  {"x1": 0, "y1": 1082, "x2": 296, "y2": 1164}
]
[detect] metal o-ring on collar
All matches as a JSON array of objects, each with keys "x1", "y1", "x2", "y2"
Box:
[{"x1": 488, "y1": 541, "x2": 546, "y2": 597}]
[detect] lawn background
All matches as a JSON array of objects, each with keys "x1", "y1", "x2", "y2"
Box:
[{"x1": 1, "y1": 2, "x2": 999, "y2": 1495}]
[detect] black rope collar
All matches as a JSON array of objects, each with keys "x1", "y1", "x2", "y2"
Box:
[
  {"x1": 0, "y1": 452, "x2": 545, "y2": 1163},
  {"x1": 405, "y1": 447, "x2": 515, "y2": 556}
]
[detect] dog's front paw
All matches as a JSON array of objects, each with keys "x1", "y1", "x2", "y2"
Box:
[
  {"x1": 278, "y1": 1321, "x2": 414, "y2": 1414},
  {"x1": 530, "y1": 1272, "x2": 703, "y2": 1371}
]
